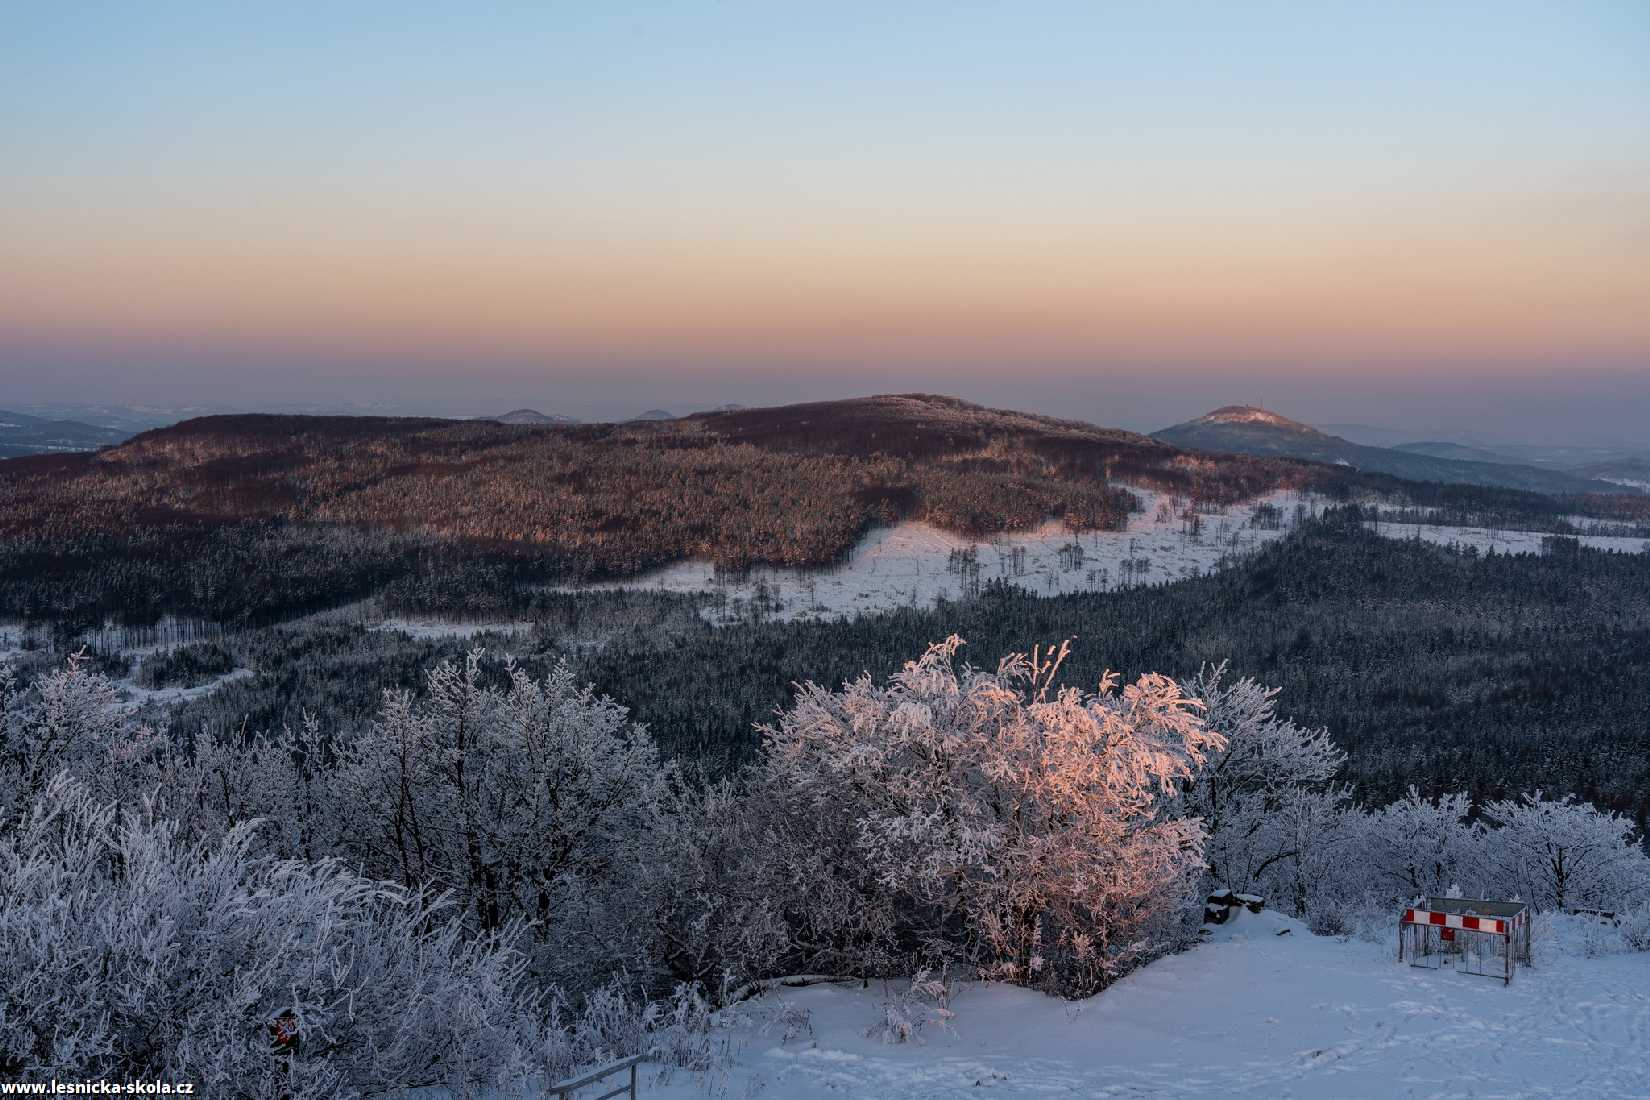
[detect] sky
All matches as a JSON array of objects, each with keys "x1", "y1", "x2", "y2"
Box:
[{"x1": 1, "y1": 2, "x2": 1647, "y2": 441}]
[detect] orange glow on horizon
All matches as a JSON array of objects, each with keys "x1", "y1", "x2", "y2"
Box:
[{"x1": 4, "y1": 183, "x2": 1645, "y2": 379}]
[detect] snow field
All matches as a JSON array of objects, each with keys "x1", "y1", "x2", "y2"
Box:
[
  {"x1": 649, "y1": 910, "x2": 1650, "y2": 1100},
  {"x1": 559, "y1": 488, "x2": 1324, "y2": 624}
]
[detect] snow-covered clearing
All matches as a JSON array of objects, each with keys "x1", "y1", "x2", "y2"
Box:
[
  {"x1": 282, "y1": 600, "x2": 536, "y2": 642},
  {"x1": 559, "y1": 489, "x2": 1321, "y2": 624},
  {"x1": 116, "y1": 667, "x2": 253, "y2": 710},
  {"x1": 371, "y1": 616, "x2": 536, "y2": 640},
  {"x1": 1368, "y1": 520, "x2": 1650, "y2": 557},
  {"x1": 646, "y1": 911, "x2": 1650, "y2": 1100}
]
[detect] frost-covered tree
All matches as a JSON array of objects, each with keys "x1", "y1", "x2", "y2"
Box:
[
  {"x1": 1230, "y1": 786, "x2": 1364, "y2": 930},
  {"x1": 1179, "y1": 664, "x2": 1345, "y2": 898},
  {"x1": 151, "y1": 712, "x2": 342, "y2": 859},
  {"x1": 0, "y1": 776, "x2": 543, "y2": 1096},
  {"x1": 1479, "y1": 793, "x2": 1650, "y2": 911},
  {"x1": 763, "y1": 637, "x2": 1221, "y2": 995},
  {"x1": 334, "y1": 650, "x2": 671, "y2": 986},
  {"x1": 0, "y1": 653, "x2": 159, "y2": 826},
  {"x1": 1365, "y1": 787, "x2": 1482, "y2": 899}
]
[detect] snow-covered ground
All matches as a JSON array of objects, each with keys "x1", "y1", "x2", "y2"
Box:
[
  {"x1": 645, "y1": 910, "x2": 1650, "y2": 1100},
  {"x1": 1368, "y1": 519, "x2": 1650, "y2": 557},
  {"x1": 558, "y1": 489, "x2": 1322, "y2": 624}
]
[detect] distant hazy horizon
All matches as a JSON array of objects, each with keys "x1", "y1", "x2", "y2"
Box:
[
  {"x1": 8, "y1": 382, "x2": 1646, "y2": 450},
  {"x1": 3, "y1": 2, "x2": 1646, "y2": 444}
]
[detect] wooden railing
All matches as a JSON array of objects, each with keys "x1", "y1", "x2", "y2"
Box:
[{"x1": 550, "y1": 1053, "x2": 646, "y2": 1100}]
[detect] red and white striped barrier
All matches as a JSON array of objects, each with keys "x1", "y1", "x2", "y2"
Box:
[
  {"x1": 1401, "y1": 907, "x2": 1525, "y2": 936},
  {"x1": 1399, "y1": 899, "x2": 1532, "y2": 984}
]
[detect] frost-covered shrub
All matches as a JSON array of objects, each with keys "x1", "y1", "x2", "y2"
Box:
[
  {"x1": 2, "y1": 653, "x2": 354, "y2": 864},
  {"x1": 865, "y1": 971, "x2": 954, "y2": 1045},
  {"x1": 765, "y1": 637, "x2": 1220, "y2": 995},
  {"x1": 762, "y1": 1000, "x2": 814, "y2": 1044},
  {"x1": 646, "y1": 771, "x2": 791, "y2": 993},
  {"x1": 1535, "y1": 910, "x2": 1640, "y2": 959},
  {"x1": 1302, "y1": 886, "x2": 1356, "y2": 937},
  {"x1": 543, "y1": 980, "x2": 729, "y2": 1083},
  {"x1": 1332, "y1": 890, "x2": 1413, "y2": 945},
  {"x1": 0, "y1": 776, "x2": 543, "y2": 1097},
  {"x1": 545, "y1": 982, "x2": 647, "y2": 1079},
  {"x1": 1579, "y1": 918, "x2": 1627, "y2": 959},
  {"x1": 1619, "y1": 903, "x2": 1650, "y2": 952},
  {"x1": 643, "y1": 983, "x2": 724, "y2": 1071},
  {"x1": 153, "y1": 650, "x2": 686, "y2": 995},
  {"x1": 1255, "y1": 789, "x2": 1368, "y2": 925}
]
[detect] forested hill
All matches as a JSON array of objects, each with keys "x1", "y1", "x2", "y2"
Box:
[
  {"x1": 6, "y1": 394, "x2": 1647, "y2": 631},
  {"x1": 0, "y1": 395, "x2": 1279, "y2": 568}
]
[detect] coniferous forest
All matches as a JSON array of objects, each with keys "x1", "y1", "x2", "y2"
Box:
[{"x1": 109, "y1": 510, "x2": 1644, "y2": 827}]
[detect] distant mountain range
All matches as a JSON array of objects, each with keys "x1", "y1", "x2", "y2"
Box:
[
  {"x1": 1152, "y1": 406, "x2": 1630, "y2": 496},
  {"x1": 494, "y1": 403, "x2": 744, "y2": 425},
  {"x1": 492, "y1": 408, "x2": 579, "y2": 425},
  {"x1": 5, "y1": 396, "x2": 1642, "y2": 500},
  {"x1": 11, "y1": 403, "x2": 206, "y2": 434},
  {"x1": 1575, "y1": 456, "x2": 1650, "y2": 490},
  {"x1": 0, "y1": 409, "x2": 132, "y2": 458},
  {"x1": 1318, "y1": 421, "x2": 1646, "y2": 472},
  {"x1": 1390, "y1": 440, "x2": 1510, "y2": 464}
]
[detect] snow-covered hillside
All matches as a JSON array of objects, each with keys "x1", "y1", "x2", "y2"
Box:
[{"x1": 649, "y1": 910, "x2": 1650, "y2": 1100}]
